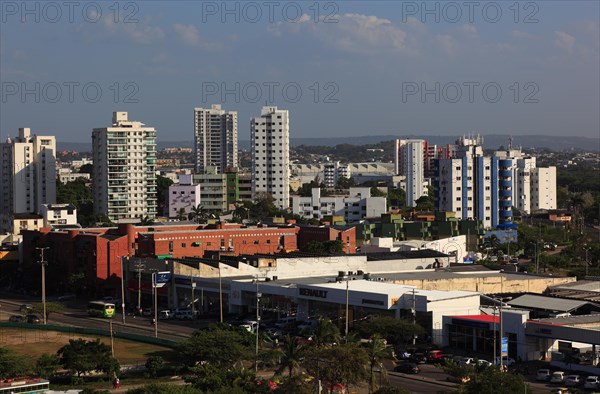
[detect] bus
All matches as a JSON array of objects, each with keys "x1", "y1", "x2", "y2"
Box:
[
  {"x1": 0, "y1": 378, "x2": 49, "y2": 394},
  {"x1": 87, "y1": 301, "x2": 116, "y2": 318}
]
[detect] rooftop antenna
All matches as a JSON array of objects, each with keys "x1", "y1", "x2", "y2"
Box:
[{"x1": 508, "y1": 136, "x2": 513, "y2": 150}]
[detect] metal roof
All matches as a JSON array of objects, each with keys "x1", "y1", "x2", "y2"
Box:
[
  {"x1": 533, "y1": 314, "x2": 600, "y2": 327},
  {"x1": 507, "y1": 294, "x2": 597, "y2": 312}
]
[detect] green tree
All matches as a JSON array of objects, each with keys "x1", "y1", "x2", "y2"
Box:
[
  {"x1": 144, "y1": 355, "x2": 164, "y2": 378},
  {"x1": 373, "y1": 387, "x2": 411, "y2": 394},
  {"x1": 387, "y1": 188, "x2": 406, "y2": 210},
  {"x1": 307, "y1": 342, "x2": 368, "y2": 394},
  {"x1": 370, "y1": 187, "x2": 387, "y2": 198},
  {"x1": 0, "y1": 347, "x2": 31, "y2": 379},
  {"x1": 276, "y1": 336, "x2": 305, "y2": 378},
  {"x1": 31, "y1": 301, "x2": 65, "y2": 322},
  {"x1": 177, "y1": 324, "x2": 253, "y2": 369},
  {"x1": 67, "y1": 273, "x2": 87, "y2": 295},
  {"x1": 301, "y1": 240, "x2": 345, "y2": 254},
  {"x1": 336, "y1": 176, "x2": 356, "y2": 189},
  {"x1": 363, "y1": 335, "x2": 392, "y2": 393},
  {"x1": 79, "y1": 164, "x2": 93, "y2": 174},
  {"x1": 127, "y1": 383, "x2": 201, "y2": 394},
  {"x1": 460, "y1": 365, "x2": 531, "y2": 394},
  {"x1": 57, "y1": 338, "x2": 113, "y2": 378},
  {"x1": 356, "y1": 317, "x2": 425, "y2": 346},
  {"x1": 35, "y1": 353, "x2": 61, "y2": 379},
  {"x1": 190, "y1": 204, "x2": 208, "y2": 224},
  {"x1": 56, "y1": 179, "x2": 94, "y2": 225},
  {"x1": 157, "y1": 175, "x2": 174, "y2": 217}
]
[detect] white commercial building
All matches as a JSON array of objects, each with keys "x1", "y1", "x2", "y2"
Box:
[
  {"x1": 0, "y1": 128, "x2": 56, "y2": 233},
  {"x1": 251, "y1": 106, "x2": 290, "y2": 209},
  {"x1": 92, "y1": 112, "x2": 157, "y2": 222},
  {"x1": 292, "y1": 187, "x2": 387, "y2": 222},
  {"x1": 39, "y1": 203, "x2": 78, "y2": 227},
  {"x1": 531, "y1": 167, "x2": 557, "y2": 211},
  {"x1": 194, "y1": 104, "x2": 238, "y2": 174},
  {"x1": 168, "y1": 174, "x2": 201, "y2": 219}
]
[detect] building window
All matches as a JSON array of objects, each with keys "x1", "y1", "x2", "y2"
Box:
[{"x1": 182, "y1": 243, "x2": 186, "y2": 248}]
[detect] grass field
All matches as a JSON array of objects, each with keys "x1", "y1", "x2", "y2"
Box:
[{"x1": 0, "y1": 327, "x2": 173, "y2": 365}]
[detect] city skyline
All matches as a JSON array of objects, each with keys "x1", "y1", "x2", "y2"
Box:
[{"x1": 1, "y1": 1, "x2": 598, "y2": 143}]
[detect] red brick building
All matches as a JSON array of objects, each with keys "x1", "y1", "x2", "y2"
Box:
[{"x1": 20, "y1": 221, "x2": 355, "y2": 293}]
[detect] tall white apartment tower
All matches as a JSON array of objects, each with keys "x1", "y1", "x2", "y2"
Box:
[
  {"x1": 92, "y1": 112, "x2": 157, "y2": 222},
  {"x1": 194, "y1": 104, "x2": 238, "y2": 174},
  {"x1": 395, "y1": 139, "x2": 426, "y2": 207},
  {"x1": 251, "y1": 106, "x2": 290, "y2": 209},
  {"x1": 0, "y1": 128, "x2": 56, "y2": 232}
]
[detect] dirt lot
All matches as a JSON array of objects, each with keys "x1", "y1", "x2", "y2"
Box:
[{"x1": 0, "y1": 327, "x2": 171, "y2": 365}]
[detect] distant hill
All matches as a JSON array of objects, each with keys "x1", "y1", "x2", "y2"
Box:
[{"x1": 58, "y1": 135, "x2": 598, "y2": 152}]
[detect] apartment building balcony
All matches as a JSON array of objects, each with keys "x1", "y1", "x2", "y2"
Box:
[{"x1": 499, "y1": 170, "x2": 512, "y2": 177}]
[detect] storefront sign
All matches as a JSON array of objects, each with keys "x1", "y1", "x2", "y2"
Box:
[
  {"x1": 501, "y1": 337, "x2": 508, "y2": 357},
  {"x1": 299, "y1": 287, "x2": 328, "y2": 299}
]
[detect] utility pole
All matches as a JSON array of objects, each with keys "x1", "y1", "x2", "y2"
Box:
[
  {"x1": 120, "y1": 257, "x2": 126, "y2": 325},
  {"x1": 191, "y1": 278, "x2": 196, "y2": 320},
  {"x1": 345, "y1": 275, "x2": 350, "y2": 341},
  {"x1": 219, "y1": 264, "x2": 223, "y2": 323},
  {"x1": 583, "y1": 245, "x2": 591, "y2": 277},
  {"x1": 36, "y1": 247, "x2": 50, "y2": 325},
  {"x1": 152, "y1": 271, "x2": 158, "y2": 338},
  {"x1": 134, "y1": 262, "x2": 146, "y2": 315},
  {"x1": 412, "y1": 288, "x2": 416, "y2": 345},
  {"x1": 493, "y1": 306, "x2": 497, "y2": 364},
  {"x1": 109, "y1": 318, "x2": 115, "y2": 357}
]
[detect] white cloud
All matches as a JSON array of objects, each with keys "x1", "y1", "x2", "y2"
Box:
[
  {"x1": 459, "y1": 24, "x2": 478, "y2": 37},
  {"x1": 435, "y1": 34, "x2": 458, "y2": 55},
  {"x1": 554, "y1": 31, "x2": 576, "y2": 52},
  {"x1": 511, "y1": 30, "x2": 534, "y2": 39},
  {"x1": 269, "y1": 13, "x2": 412, "y2": 55},
  {"x1": 174, "y1": 24, "x2": 200, "y2": 46},
  {"x1": 76, "y1": 17, "x2": 165, "y2": 45}
]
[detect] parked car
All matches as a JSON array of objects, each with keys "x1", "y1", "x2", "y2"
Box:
[
  {"x1": 9, "y1": 315, "x2": 24, "y2": 323},
  {"x1": 265, "y1": 328, "x2": 283, "y2": 338},
  {"x1": 550, "y1": 371, "x2": 565, "y2": 384},
  {"x1": 427, "y1": 350, "x2": 445, "y2": 363},
  {"x1": 26, "y1": 314, "x2": 41, "y2": 324},
  {"x1": 396, "y1": 350, "x2": 412, "y2": 360},
  {"x1": 394, "y1": 362, "x2": 420, "y2": 374},
  {"x1": 175, "y1": 310, "x2": 193, "y2": 321},
  {"x1": 142, "y1": 308, "x2": 153, "y2": 317},
  {"x1": 158, "y1": 310, "x2": 172, "y2": 320},
  {"x1": 583, "y1": 376, "x2": 600, "y2": 390},
  {"x1": 536, "y1": 369, "x2": 551, "y2": 381},
  {"x1": 564, "y1": 375, "x2": 580, "y2": 387},
  {"x1": 19, "y1": 304, "x2": 33, "y2": 312}
]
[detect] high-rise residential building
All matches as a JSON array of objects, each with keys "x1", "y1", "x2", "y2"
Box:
[
  {"x1": 0, "y1": 127, "x2": 56, "y2": 233},
  {"x1": 194, "y1": 104, "x2": 238, "y2": 174},
  {"x1": 323, "y1": 161, "x2": 350, "y2": 188},
  {"x1": 395, "y1": 139, "x2": 427, "y2": 207},
  {"x1": 92, "y1": 112, "x2": 157, "y2": 222},
  {"x1": 251, "y1": 106, "x2": 290, "y2": 209},
  {"x1": 436, "y1": 135, "x2": 557, "y2": 229}
]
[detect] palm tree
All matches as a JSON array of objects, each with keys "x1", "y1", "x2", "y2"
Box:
[
  {"x1": 310, "y1": 317, "x2": 341, "y2": 348},
  {"x1": 139, "y1": 215, "x2": 153, "y2": 225},
  {"x1": 365, "y1": 334, "x2": 391, "y2": 393},
  {"x1": 276, "y1": 335, "x2": 305, "y2": 378},
  {"x1": 177, "y1": 208, "x2": 187, "y2": 221},
  {"x1": 190, "y1": 204, "x2": 207, "y2": 224},
  {"x1": 232, "y1": 204, "x2": 249, "y2": 223}
]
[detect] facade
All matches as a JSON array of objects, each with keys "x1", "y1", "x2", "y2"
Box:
[
  {"x1": 193, "y1": 104, "x2": 238, "y2": 174},
  {"x1": 92, "y1": 112, "x2": 157, "y2": 222},
  {"x1": 395, "y1": 139, "x2": 426, "y2": 207},
  {"x1": 292, "y1": 187, "x2": 387, "y2": 222},
  {"x1": 58, "y1": 168, "x2": 90, "y2": 184},
  {"x1": 251, "y1": 106, "x2": 290, "y2": 209},
  {"x1": 322, "y1": 161, "x2": 350, "y2": 188},
  {"x1": 168, "y1": 174, "x2": 201, "y2": 219},
  {"x1": 0, "y1": 127, "x2": 56, "y2": 233},
  {"x1": 531, "y1": 167, "x2": 557, "y2": 211},
  {"x1": 192, "y1": 167, "x2": 244, "y2": 213},
  {"x1": 39, "y1": 203, "x2": 77, "y2": 227}
]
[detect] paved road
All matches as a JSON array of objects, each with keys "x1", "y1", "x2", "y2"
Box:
[{"x1": 0, "y1": 295, "x2": 211, "y2": 342}]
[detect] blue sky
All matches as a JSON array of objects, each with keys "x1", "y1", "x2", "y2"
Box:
[{"x1": 1, "y1": 1, "x2": 598, "y2": 143}]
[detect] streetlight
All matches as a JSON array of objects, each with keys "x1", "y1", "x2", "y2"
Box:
[
  {"x1": 338, "y1": 273, "x2": 350, "y2": 341},
  {"x1": 218, "y1": 264, "x2": 223, "y2": 323},
  {"x1": 255, "y1": 276, "x2": 262, "y2": 373},
  {"x1": 191, "y1": 278, "x2": 196, "y2": 320},
  {"x1": 134, "y1": 262, "x2": 146, "y2": 315},
  {"x1": 151, "y1": 270, "x2": 158, "y2": 338},
  {"x1": 36, "y1": 247, "x2": 49, "y2": 325},
  {"x1": 120, "y1": 256, "x2": 127, "y2": 325},
  {"x1": 583, "y1": 245, "x2": 591, "y2": 277}
]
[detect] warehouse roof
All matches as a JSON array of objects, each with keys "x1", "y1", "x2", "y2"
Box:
[{"x1": 507, "y1": 294, "x2": 598, "y2": 312}]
